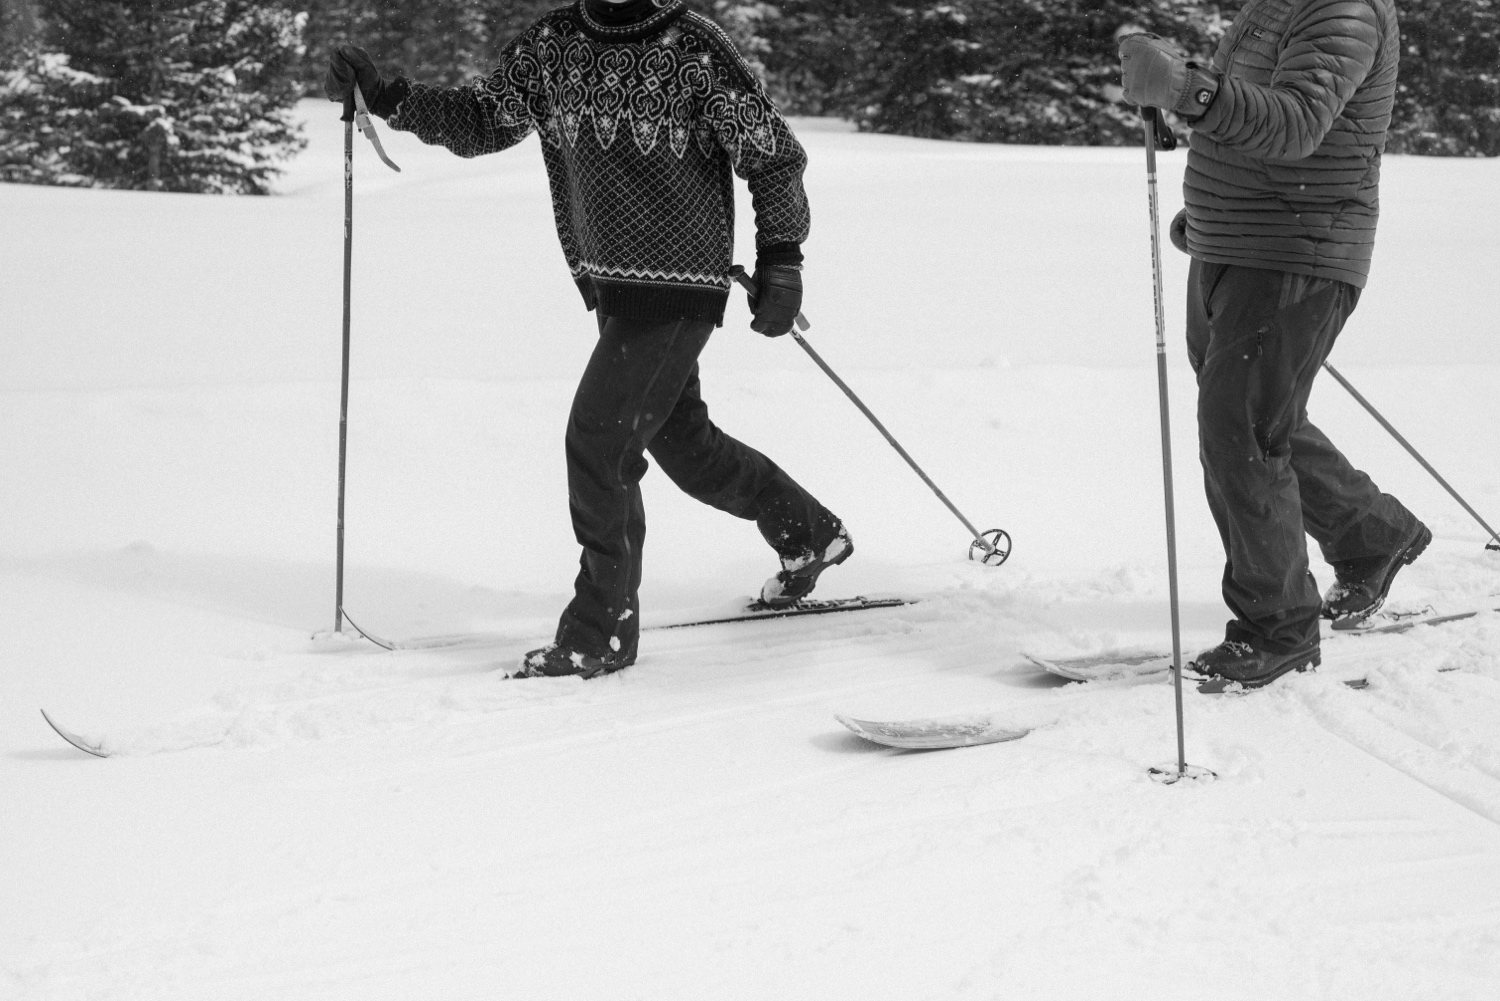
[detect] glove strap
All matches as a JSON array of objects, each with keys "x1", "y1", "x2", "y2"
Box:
[{"x1": 1175, "y1": 64, "x2": 1219, "y2": 120}]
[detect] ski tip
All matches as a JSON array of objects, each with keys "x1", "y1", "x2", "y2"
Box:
[
  {"x1": 39, "y1": 708, "x2": 110, "y2": 758},
  {"x1": 835, "y1": 713, "x2": 1030, "y2": 750}
]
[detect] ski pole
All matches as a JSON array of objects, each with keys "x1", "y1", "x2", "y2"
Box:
[
  {"x1": 728, "y1": 265, "x2": 1011, "y2": 565},
  {"x1": 334, "y1": 87, "x2": 403, "y2": 636},
  {"x1": 1138, "y1": 108, "x2": 1208, "y2": 785},
  {"x1": 336, "y1": 96, "x2": 354, "y2": 634},
  {"x1": 1321, "y1": 361, "x2": 1500, "y2": 552}
]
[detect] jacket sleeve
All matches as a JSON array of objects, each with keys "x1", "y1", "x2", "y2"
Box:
[
  {"x1": 699, "y1": 42, "x2": 810, "y2": 264},
  {"x1": 1195, "y1": 0, "x2": 1382, "y2": 162},
  {"x1": 387, "y1": 31, "x2": 542, "y2": 159}
]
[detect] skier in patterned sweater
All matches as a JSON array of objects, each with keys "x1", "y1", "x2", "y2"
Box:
[
  {"x1": 1119, "y1": 0, "x2": 1428, "y2": 689},
  {"x1": 324, "y1": 0, "x2": 852, "y2": 679}
]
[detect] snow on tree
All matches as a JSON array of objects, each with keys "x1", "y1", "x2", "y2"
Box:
[
  {"x1": 0, "y1": 0, "x2": 42, "y2": 63},
  {"x1": 0, "y1": 0, "x2": 306, "y2": 193}
]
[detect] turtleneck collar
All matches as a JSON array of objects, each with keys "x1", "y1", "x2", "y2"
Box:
[{"x1": 578, "y1": 0, "x2": 687, "y2": 42}]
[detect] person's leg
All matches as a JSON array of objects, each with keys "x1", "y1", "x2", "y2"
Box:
[
  {"x1": 550, "y1": 315, "x2": 714, "y2": 667},
  {"x1": 1292, "y1": 419, "x2": 1423, "y2": 562},
  {"x1": 646, "y1": 367, "x2": 843, "y2": 559},
  {"x1": 1191, "y1": 265, "x2": 1357, "y2": 655}
]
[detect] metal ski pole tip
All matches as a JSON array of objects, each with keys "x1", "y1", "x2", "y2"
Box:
[
  {"x1": 968, "y1": 528, "x2": 1012, "y2": 566},
  {"x1": 1148, "y1": 763, "x2": 1217, "y2": 785}
]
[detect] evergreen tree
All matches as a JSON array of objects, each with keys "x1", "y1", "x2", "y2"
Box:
[
  {"x1": 480, "y1": 0, "x2": 556, "y2": 61},
  {"x1": 301, "y1": 0, "x2": 490, "y2": 89},
  {"x1": 1389, "y1": 0, "x2": 1500, "y2": 155},
  {"x1": 759, "y1": 0, "x2": 867, "y2": 117},
  {"x1": 1, "y1": 0, "x2": 306, "y2": 192},
  {"x1": 770, "y1": 0, "x2": 1227, "y2": 145}
]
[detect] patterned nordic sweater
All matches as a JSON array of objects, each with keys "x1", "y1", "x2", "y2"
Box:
[
  {"x1": 1184, "y1": 0, "x2": 1399, "y2": 288},
  {"x1": 385, "y1": 0, "x2": 810, "y2": 323}
]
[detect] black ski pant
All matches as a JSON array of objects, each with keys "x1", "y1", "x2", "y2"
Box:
[
  {"x1": 555, "y1": 314, "x2": 840, "y2": 661},
  {"x1": 1186, "y1": 260, "x2": 1419, "y2": 653}
]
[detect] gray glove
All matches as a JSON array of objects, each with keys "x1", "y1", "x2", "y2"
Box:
[{"x1": 1169, "y1": 208, "x2": 1190, "y2": 254}]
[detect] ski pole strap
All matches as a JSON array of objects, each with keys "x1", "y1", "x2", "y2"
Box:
[
  {"x1": 1148, "y1": 107, "x2": 1177, "y2": 152},
  {"x1": 353, "y1": 83, "x2": 401, "y2": 173}
]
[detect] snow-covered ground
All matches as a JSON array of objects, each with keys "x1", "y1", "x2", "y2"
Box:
[{"x1": 3, "y1": 101, "x2": 1499, "y2": 999}]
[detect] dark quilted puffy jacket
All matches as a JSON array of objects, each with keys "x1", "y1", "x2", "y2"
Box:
[{"x1": 1184, "y1": 0, "x2": 1399, "y2": 287}]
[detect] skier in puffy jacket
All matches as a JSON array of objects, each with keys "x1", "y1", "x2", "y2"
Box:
[
  {"x1": 325, "y1": 0, "x2": 852, "y2": 679},
  {"x1": 1119, "y1": 0, "x2": 1429, "y2": 689}
]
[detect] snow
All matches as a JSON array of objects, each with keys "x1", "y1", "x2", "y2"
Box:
[{"x1": 3, "y1": 100, "x2": 1500, "y2": 999}]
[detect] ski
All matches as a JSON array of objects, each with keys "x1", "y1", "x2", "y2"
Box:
[
  {"x1": 648, "y1": 595, "x2": 914, "y2": 631},
  {"x1": 1024, "y1": 650, "x2": 1174, "y2": 683},
  {"x1": 1029, "y1": 602, "x2": 1499, "y2": 687},
  {"x1": 1329, "y1": 605, "x2": 1495, "y2": 635},
  {"x1": 332, "y1": 596, "x2": 917, "y2": 651},
  {"x1": 40, "y1": 708, "x2": 110, "y2": 758},
  {"x1": 835, "y1": 713, "x2": 1030, "y2": 750}
]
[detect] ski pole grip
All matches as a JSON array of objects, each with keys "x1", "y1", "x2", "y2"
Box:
[
  {"x1": 728, "y1": 265, "x2": 810, "y2": 332},
  {"x1": 342, "y1": 93, "x2": 355, "y2": 123}
]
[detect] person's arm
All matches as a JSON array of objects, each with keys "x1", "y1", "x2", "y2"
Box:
[
  {"x1": 699, "y1": 45, "x2": 810, "y2": 269},
  {"x1": 385, "y1": 33, "x2": 542, "y2": 159},
  {"x1": 1195, "y1": 0, "x2": 1382, "y2": 161}
]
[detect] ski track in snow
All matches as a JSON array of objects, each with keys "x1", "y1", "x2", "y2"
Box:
[{"x1": 4, "y1": 104, "x2": 1500, "y2": 999}]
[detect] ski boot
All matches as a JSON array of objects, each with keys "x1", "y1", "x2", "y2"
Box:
[
  {"x1": 1190, "y1": 638, "x2": 1321, "y2": 692},
  {"x1": 1322, "y1": 521, "x2": 1432, "y2": 628},
  {"x1": 511, "y1": 643, "x2": 634, "y2": 680},
  {"x1": 760, "y1": 525, "x2": 853, "y2": 608}
]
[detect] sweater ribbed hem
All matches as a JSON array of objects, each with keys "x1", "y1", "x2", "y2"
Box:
[{"x1": 576, "y1": 276, "x2": 729, "y2": 324}]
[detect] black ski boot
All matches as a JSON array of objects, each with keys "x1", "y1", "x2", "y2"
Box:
[
  {"x1": 759, "y1": 525, "x2": 853, "y2": 608},
  {"x1": 1322, "y1": 521, "x2": 1432, "y2": 627},
  {"x1": 511, "y1": 643, "x2": 634, "y2": 680},
  {"x1": 1190, "y1": 638, "x2": 1321, "y2": 692}
]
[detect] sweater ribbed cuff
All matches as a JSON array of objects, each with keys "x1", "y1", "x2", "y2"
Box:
[
  {"x1": 755, "y1": 242, "x2": 803, "y2": 269},
  {"x1": 373, "y1": 77, "x2": 410, "y2": 120}
]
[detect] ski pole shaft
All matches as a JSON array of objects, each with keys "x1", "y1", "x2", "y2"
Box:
[
  {"x1": 1322, "y1": 361, "x2": 1500, "y2": 550},
  {"x1": 1143, "y1": 108, "x2": 1187, "y2": 776},
  {"x1": 728, "y1": 266, "x2": 999, "y2": 557},
  {"x1": 336, "y1": 114, "x2": 354, "y2": 633}
]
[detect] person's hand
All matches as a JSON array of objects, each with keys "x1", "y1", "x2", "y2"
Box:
[
  {"x1": 1169, "y1": 208, "x2": 1190, "y2": 254},
  {"x1": 325, "y1": 44, "x2": 391, "y2": 117},
  {"x1": 1118, "y1": 32, "x2": 1218, "y2": 120},
  {"x1": 748, "y1": 266, "x2": 802, "y2": 337}
]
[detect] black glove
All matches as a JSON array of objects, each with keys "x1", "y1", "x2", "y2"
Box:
[
  {"x1": 1169, "y1": 208, "x2": 1190, "y2": 254},
  {"x1": 325, "y1": 44, "x2": 400, "y2": 120},
  {"x1": 748, "y1": 266, "x2": 802, "y2": 337}
]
